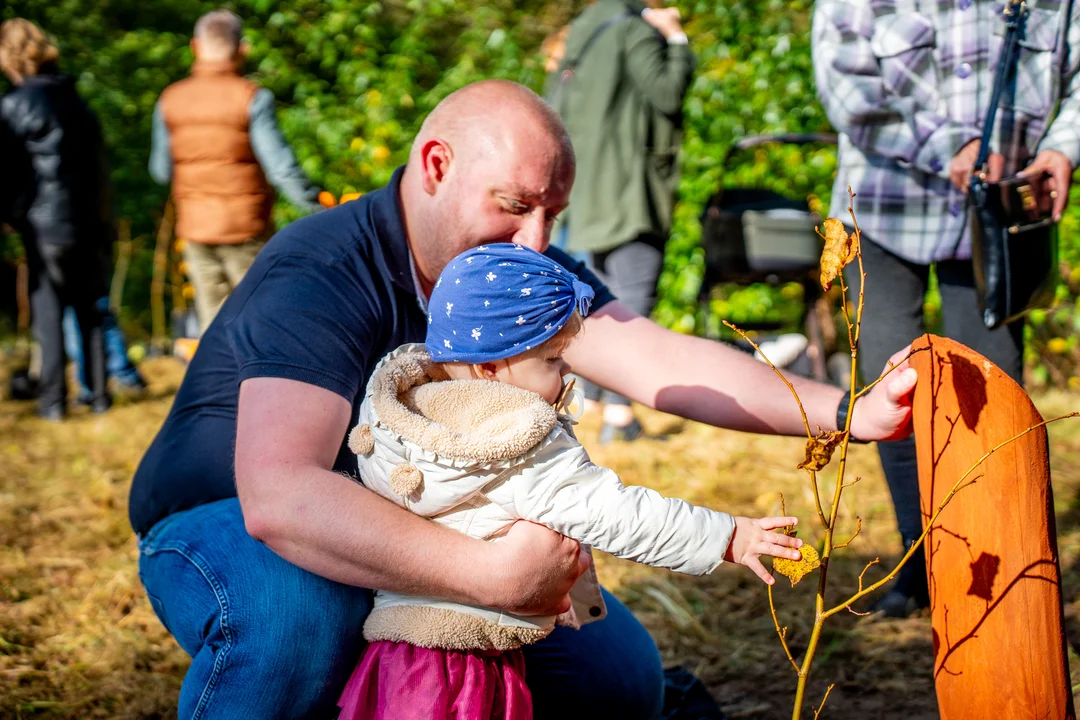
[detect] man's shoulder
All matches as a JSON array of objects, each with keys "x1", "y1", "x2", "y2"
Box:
[{"x1": 257, "y1": 191, "x2": 397, "y2": 279}]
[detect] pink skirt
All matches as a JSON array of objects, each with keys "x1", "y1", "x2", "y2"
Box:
[{"x1": 338, "y1": 641, "x2": 532, "y2": 720}]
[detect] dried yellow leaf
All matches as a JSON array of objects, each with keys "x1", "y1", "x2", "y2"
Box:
[
  {"x1": 773, "y1": 545, "x2": 821, "y2": 587},
  {"x1": 819, "y1": 218, "x2": 858, "y2": 291},
  {"x1": 797, "y1": 430, "x2": 845, "y2": 472}
]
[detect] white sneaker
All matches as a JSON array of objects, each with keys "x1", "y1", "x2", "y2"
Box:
[{"x1": 754, "y1": 333, "x2": 809, "y2": 369}]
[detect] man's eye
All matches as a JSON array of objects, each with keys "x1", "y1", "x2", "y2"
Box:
[{"x1": 505, "y1": 201, "x2": 529, "y2": 215}]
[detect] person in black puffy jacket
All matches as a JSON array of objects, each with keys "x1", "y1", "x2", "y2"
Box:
[{"x1": 0, "y1": 18, "x2": 112, "y2": 419}]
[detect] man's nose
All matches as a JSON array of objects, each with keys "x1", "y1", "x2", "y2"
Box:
[{"x1": 514, "y1": 214, "x2": 548, "y2": 252}]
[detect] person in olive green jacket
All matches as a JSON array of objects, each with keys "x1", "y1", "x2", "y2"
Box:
[{"x1": 546, "y1": 0, "x2": 694, "y2": 444}]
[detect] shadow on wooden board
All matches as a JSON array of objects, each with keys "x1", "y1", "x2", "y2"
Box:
[{"x1": 911, "y1": 334, "x2": 1074, "y2": 720}]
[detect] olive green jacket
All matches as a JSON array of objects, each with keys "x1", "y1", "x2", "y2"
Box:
[{"x1": 546, "y1": 0, "x2": 694, "y2": 254}]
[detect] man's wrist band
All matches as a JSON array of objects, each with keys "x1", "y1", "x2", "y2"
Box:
[{"x1": 836, "y1": 387, "x2": 869, "y2": 443}]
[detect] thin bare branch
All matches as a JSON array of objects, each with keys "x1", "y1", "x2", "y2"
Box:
[
  {"x1": 846, "y1": 604, "x2": 871, "y2": 617},
  {"x1": 833, "y1": 517, "x2": 862, "y2": 549},
  {"x1": 813, "y1": 684, "x2": 836, "y2": 720},
  {"x1": 723, "y1": 320, "x2": 813, "y2": 440},
  {"x1": 857, "y1": 558, "x2": 880, "y2": 593},
  {"x1": 846, "y1": 188, "x2": 865, "y2": 348},
  {"x1": 768, "y1": 583, "x2": 800, "y2": 674},
  {"x1": 839, "y1": 271, "x2": 855, "y2": 357},
  {"x1": 803, "y1": 468, "x2": 830, "y2": 529},
  {"x1": 840, "y1": 475, "x2": 862, "y2": 490}
]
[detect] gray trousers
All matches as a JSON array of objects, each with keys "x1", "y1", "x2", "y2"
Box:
[
  {"x1": 581, "y1": 234, "x2": 666, "y2": 406},
  {"x1": 850, "y1": 237, "x2": 1024, "y2": 543}
]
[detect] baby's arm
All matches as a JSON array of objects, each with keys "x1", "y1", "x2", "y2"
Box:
[{"x1": 492, "y1": 433, "x2": 802, "y2": 582}]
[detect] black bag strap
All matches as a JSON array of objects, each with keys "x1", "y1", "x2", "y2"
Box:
[
  {"x1": 550, "y1": 11, "x2": 636, "y2": 115},
  {"x1": 975, "y1": 0, "x2": 1027, "y2": 172}
]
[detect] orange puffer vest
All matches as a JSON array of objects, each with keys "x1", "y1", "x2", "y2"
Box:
[{"x1": 159, "y1": 60, "x2": 274, "y2": 244}]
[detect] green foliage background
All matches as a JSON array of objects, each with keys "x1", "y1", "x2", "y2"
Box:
[{"x1": 3, "y1": 0, "x2": 1078, "y2": 387}]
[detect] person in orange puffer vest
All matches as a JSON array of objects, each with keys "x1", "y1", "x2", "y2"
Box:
[{"x1": 149, "y1": 9, "x2": 323, "y2": 334}]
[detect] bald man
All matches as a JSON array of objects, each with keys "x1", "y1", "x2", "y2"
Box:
[{"x1": 130, "y1": 80, "x2": 918, "y2": 718}]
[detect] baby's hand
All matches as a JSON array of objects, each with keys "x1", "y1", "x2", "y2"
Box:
[{"x1": 724, "y1": 516, "x2": 803, "y2": 585}]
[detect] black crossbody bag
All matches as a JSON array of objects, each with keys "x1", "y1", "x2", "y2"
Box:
[{"x1": 969, "y1": 0, "x2": 1059, "y2": 330}]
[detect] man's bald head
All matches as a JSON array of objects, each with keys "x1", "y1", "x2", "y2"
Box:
[
  {"x1": 401, "y1": 80, "x2": 577, "y2": 294},
  {"x1": 411, "y1": 80, "x2": 573, "y2": 170}
]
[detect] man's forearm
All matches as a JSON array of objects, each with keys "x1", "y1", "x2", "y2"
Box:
[
  {"x1": 573, "y1": 304, "x2": 844, "y2": 436},
  {"x1": 248, "y1": 89, "x2": 321, "y2": 211},
  {"x1": 241, "y1": 465, "x2": 492, "y2": 605},
  {"x1": 651, "y1": 330, "x2": 845, "y2": 435},
  {"x1": 148, "y1": 102, "x2": 172, "y2": 185}
]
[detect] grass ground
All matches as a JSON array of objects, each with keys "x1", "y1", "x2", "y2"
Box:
[{"x1": 2, "y1": 356, "x2": 1080, "y2": 719}]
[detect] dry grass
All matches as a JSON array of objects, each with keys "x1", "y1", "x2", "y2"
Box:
[{"x1": 2, "y1": 358, "x2": 1080, "y2": 719}]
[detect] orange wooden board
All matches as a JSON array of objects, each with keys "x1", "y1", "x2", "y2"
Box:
[{"x1": 911, "y1": 334, "x2": 1073, "y2": 719}]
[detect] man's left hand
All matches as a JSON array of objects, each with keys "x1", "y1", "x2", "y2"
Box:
[
  {"x1": 850, "y1": 346, "x2": 919, "y2": 443},
  {"x1": 1020, "y1": 149, "x2": 1074, "y2": 222}
]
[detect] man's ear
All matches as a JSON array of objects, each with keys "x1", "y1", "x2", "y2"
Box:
[
  {"x1": 418, "y1": 138, "x2": 453, "y2": 196},
  {"x1": 190, "y1": 38, "x2": 200, "y2": 59},
  {"x1": 237, "y1": 40, "x2": 251, "y2": 62}
]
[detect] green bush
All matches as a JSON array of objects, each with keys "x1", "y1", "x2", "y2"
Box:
[{"x1": 3, "y1": 0, "x2": 1077, "y2": 386}]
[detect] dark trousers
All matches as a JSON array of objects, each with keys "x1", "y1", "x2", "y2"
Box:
[
  {"x1": 24, "y1": 234, "x2": 109, "y2": 410},
  {"x1": 850, "y1": 237, "x2": 1024, "y2": 543},
  {"x1": 581, "y1": 234, "x2": 666, "y2": 406}
]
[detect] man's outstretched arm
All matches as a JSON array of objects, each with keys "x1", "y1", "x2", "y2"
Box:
[
  {"x1": 234, "y1": 376, "x2": 588, "y2": 616},
  {"x1": 568, "y1": 301, "x2": 917, "y2": 442}
]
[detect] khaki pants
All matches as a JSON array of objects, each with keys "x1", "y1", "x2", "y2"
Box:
[{"x1": 182, "y1": 238, "x2": 268, "y2": 333}]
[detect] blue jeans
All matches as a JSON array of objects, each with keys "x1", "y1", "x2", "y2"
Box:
[
  {"x1": 63, "y1": 297, "x2": 142, "y2": 392},
  {"x1": 137, "y1": 498, "x2": 665, "y2": 719}
]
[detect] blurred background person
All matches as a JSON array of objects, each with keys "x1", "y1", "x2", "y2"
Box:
[
  {"x1": 63, "y1": 301, "x2": 147, "y2": 405},
  {"x1": 0, "y1": 18, "x2": 114, "y2": 420},
  {"x1": 149, "y1": 9, "x2": 323, "y2": 335},
  {"x1": 547, "y1": 0, "x2": 694, "y2": 444}
]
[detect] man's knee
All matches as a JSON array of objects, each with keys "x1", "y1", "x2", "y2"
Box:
[{"x1": 138, "y1": 500, "x2": 373, "y2": 714}]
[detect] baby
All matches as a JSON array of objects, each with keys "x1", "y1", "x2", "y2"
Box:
[{"x1": 338, "y1": 243, "x2": 802, "y2": 720}]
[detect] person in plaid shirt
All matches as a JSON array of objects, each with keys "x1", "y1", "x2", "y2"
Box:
[{"x1": 813, "y1": 0, "x2": 1080, "y2": 617}]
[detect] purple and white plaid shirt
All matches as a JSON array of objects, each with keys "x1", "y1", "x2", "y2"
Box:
[{"x1": 813, "y1": 0, "x2": 1080, "y2": 264}]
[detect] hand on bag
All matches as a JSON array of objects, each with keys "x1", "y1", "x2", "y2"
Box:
[
  {"x1": 1019, "y1": 149, "x2": 1073, "y2": 222},
  {"x1": 724, "y1": 516, "x2": 803, "y2": 585},
  {"x1": 641, "y1": 6, "x2": 684, "y2": 39},
  {"x1": 950, "y1": 139, "x2": 1003, "y2": 192}
]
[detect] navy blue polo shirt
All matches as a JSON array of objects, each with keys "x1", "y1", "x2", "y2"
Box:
[{"x1": 128, "y1": 168, "x2": 614, "y2": 536}]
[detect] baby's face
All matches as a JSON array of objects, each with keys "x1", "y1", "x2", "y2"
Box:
[{"x1": 495, "y1": 347, "x2": 572, "y2": 405}]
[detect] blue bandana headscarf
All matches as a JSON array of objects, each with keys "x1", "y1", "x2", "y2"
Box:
[{"x1": 425, "y1": 244, "x2": 595, "y2": 363}]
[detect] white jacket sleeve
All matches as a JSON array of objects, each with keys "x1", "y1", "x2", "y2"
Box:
[{"x1": 489, "y1": 431, "x2": 734, "y2": 576}]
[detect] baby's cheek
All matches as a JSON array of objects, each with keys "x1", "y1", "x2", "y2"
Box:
[{"x1": 545, "y1": 375, "x2": 564, "y2": 404}]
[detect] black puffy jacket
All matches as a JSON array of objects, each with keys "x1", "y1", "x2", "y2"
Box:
[{"x1": 1, "y1": 67, "x2": 113, "y2": 247}]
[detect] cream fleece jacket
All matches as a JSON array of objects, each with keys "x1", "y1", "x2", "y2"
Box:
[{"x1": 351, "y1": 343, "x2": 735, "y2": 651}]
